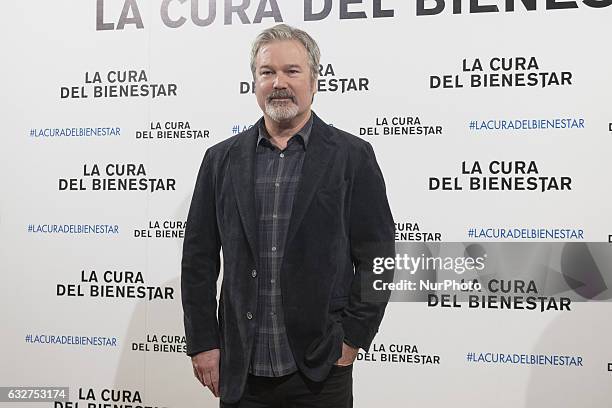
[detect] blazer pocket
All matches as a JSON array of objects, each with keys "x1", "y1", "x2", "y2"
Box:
[
  {"x1": 304, "y1": 319, "x2": 345, "y2": 367},
  {"x1": 314, "y1": 181, "x2": 348, "y2": 216},
  {"x1": 316, "y1": 179, "x2": 348, "y2": 197},
  {"x1": 329, "y1": 296, "x2": 348, "y2": 313}
]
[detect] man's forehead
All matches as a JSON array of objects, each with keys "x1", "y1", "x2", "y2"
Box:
[{"x1": 256, "y1": 40, "x2": 308, "y2": 64}]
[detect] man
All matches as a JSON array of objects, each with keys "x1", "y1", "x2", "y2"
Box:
[{"x1": 182, "y1": 24, "x2": 395, "y2": 407}]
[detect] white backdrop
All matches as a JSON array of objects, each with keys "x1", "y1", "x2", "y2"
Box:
[{"x1": 2, "y1": 1, "x2": 612, "y2": 407}]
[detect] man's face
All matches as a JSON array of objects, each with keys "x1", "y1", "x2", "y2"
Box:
[{"x1": 254, "y1": 39, "x2": 316, "y2": 124}]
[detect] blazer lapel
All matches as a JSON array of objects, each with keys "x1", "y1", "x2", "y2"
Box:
[
  {"x1": 229, "y1": 121, "x2": 261, "y2": 265},
  {"x1": 284, "y1": 112, "x2": 337, "y2": 249}
]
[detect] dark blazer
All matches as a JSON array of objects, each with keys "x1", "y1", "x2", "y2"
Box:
[{"x1": 181, "y1": 112, "x2": 395, "y2": 404}]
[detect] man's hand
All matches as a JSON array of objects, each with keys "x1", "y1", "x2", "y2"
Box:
[
  {"x1": 335, "y1": 342, "x2": 359, "y2": 366},
  {"x1": 191, "y1": 348, "x2": 220, "y2": 398}
]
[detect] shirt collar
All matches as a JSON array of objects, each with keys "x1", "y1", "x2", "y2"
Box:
[{"x1": 257, "y1": 113, "x2": 313, "y2": 151}]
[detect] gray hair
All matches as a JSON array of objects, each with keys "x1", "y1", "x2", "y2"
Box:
[{"x1": 250, "y1": 24, "x2": 320, "y2": 81}]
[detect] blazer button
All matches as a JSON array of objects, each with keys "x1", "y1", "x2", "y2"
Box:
[
  {"x1": 251, "y1": 269, "x2": 257, "y2": 278},
  {"x1": 246, "y1": 311, "x2": 253, "y2": 320}
]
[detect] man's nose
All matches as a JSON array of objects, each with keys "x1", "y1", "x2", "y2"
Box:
[{"x1": 273, "y1": 72, "x2": 288, "y2": 89}]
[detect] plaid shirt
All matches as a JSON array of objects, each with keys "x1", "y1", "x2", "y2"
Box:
[{"x1": 249, "y1": 115, "x2": 313, "y2": 377}]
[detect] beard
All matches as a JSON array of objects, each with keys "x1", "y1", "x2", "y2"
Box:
[{"x1": 264, "y1": 90, "x2": 299, "y2": 122}]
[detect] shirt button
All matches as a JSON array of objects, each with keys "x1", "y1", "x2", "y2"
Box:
[
  {"x1": 279, "y1": 153, "x2": 285, "y2": 158},
  {"x1": 271, "y1": 246, "x2": 277, "y2": 251},
  {"x1": 251, "y1": 269, "x2": 257, "y2": 278},
  {"x1": 270, "y1": 311, "x2": 276, "y2": 316},
  {"x1": 270, "y1": 279, "x2": 275, "y2": 283},
  {"x1": 275, "y1": 182, "x2": 280, "y2": 187},
  {"x1": 246, "y1": 312, "x2": 253, "y2": 320},
  {"x1": 272, "y1": 214, "x2": 277, "y2": 218}
]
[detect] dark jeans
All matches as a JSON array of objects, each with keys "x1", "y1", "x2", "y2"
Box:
[{"x1": 220, "y1": 365, "x2": 353, "y2": 408}]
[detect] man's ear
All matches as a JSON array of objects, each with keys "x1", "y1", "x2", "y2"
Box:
[{"x1": 311, "y1": 77, "x2": 317, "y2": 103}]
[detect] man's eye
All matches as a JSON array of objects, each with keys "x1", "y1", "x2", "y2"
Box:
[{"x1": 261, "y1": 71, "x2": 272, "y2": 76}]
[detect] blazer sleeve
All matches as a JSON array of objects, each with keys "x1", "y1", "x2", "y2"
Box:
[
  {"x1": 341, "y1": 141, "x2": 395, "y2": 352},
  {"x1": 181, "y1": 149, "x2": 222, "y2": 356}
]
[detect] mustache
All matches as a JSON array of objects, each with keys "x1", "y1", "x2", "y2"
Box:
[{"x1": 267, "y1": 90, "x2": 296, "y2": 102}]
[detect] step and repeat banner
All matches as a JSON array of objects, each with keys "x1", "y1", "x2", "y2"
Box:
[{"x1": 2, "y1": 1, "x2": 612, "y2": 407}]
